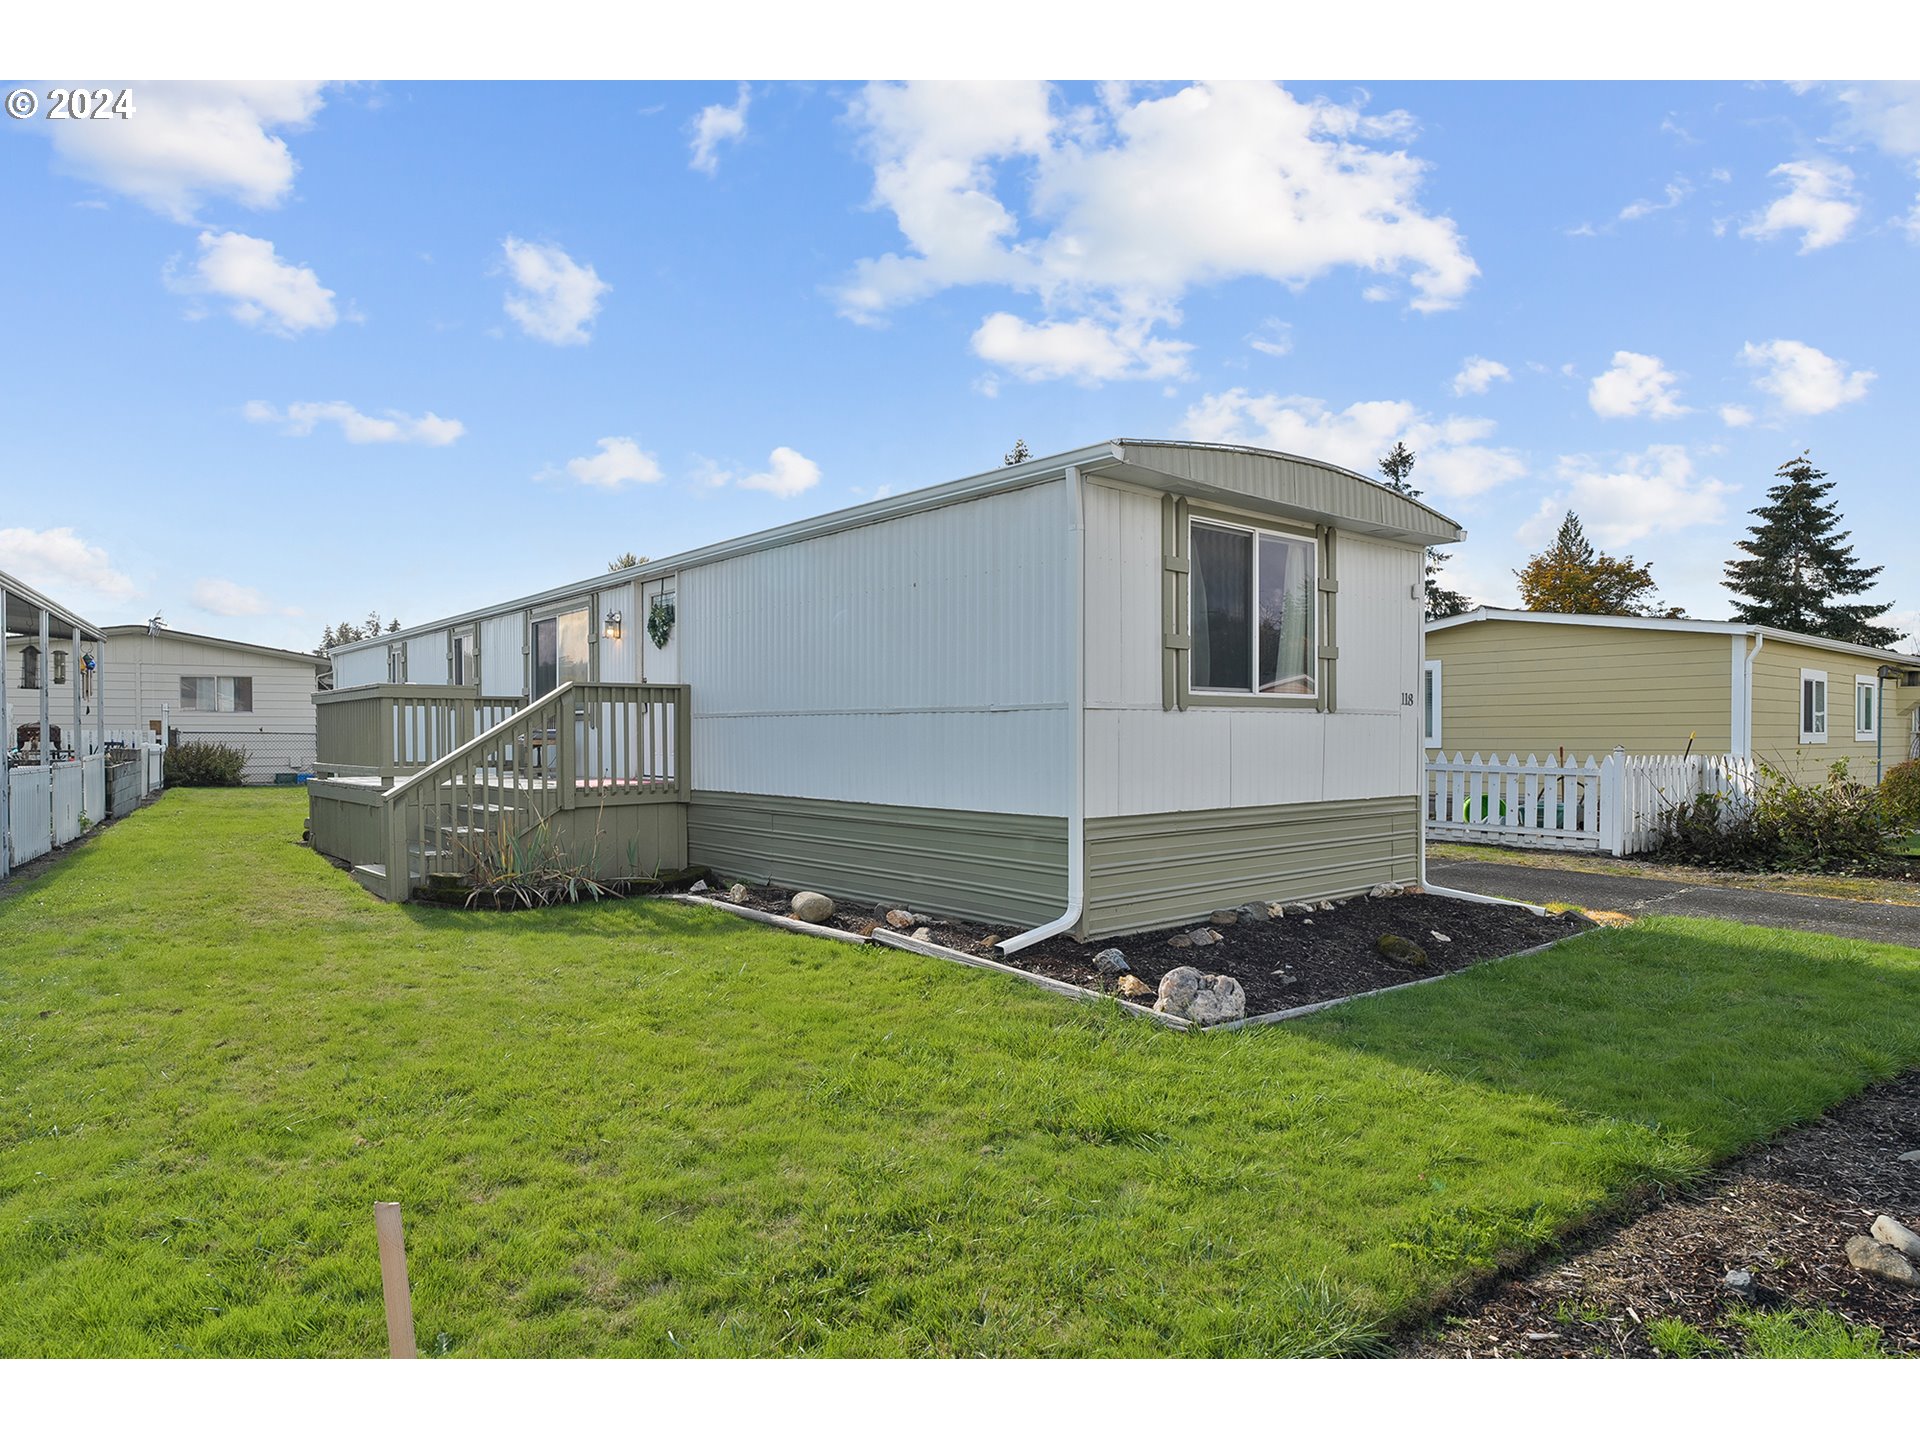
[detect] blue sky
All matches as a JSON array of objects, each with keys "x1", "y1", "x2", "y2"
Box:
[{"x1": 2, "y1": 78, "x2": 1915, "y2": 650}]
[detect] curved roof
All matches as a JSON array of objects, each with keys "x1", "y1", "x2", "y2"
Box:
[{"x1": 333, "y1": 439, "x2": 1464, "y2": 654}]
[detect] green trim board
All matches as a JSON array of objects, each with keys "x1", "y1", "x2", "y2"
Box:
[
  {"x1": 687, "y1": 791, "x2": 1069, "y2": 929},
  {"x1": 1081, "y1": 795, "x2": 1419, "y2": 939}
]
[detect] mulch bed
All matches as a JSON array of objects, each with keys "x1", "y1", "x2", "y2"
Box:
[
  {"x1": 1406, "y1": 1068, "x2": 1920, "y2": 1357},
  {"x1": 715, "y1": 883, "x2": 1590, "y2": 1019}
]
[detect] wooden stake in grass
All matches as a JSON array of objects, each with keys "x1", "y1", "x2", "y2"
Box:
[{"x1": 374, "y1": 1201, "x2": 418, "y2": 1358}]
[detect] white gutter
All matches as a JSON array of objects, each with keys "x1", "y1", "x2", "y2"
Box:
[
  {"x1": 1738, "y1": 632, "x2": 1765, "y2": 758},
  {"x1": 997, "y1": 464, "x2": 1088, "y2": 955}
]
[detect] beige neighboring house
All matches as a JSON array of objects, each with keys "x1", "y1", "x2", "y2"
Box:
[
  {"x1": 7, "y1": 624, "x2": 326, "y2": 784},
  {"x1": 1423, "y1": 609, "x2": 1920, "y2": 784}
]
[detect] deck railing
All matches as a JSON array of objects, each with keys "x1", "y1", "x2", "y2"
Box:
[
  {"x1": 314, "y1": 684, "x2": 524, "y2": 781},
  {"x1": 372, "y1": 681, "x2": 689, "y2": 901}
]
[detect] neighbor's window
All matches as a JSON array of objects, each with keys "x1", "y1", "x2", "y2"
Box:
[
  {"x1": 1799, "y1": 669, "x2": 1827, "y2": 743},
  {"x1": 52, "y1": 649, "x2": 68, "y2": 685},
  {"x1": 1423, "y1": 660, "x2": 1443, "y2": 748},
  {"x1": 1191, "y1": 521, "x2": 1316, "y2": 696},
  {"x1": 20, "y1": 644, "x2": 40, "y2": 689},
  {"x1": 1856, "y1": 676, "x2": 1877, "y2": 740},
  {"x1": 179, "y1": 676, "x2": 253, "y2": 712}
]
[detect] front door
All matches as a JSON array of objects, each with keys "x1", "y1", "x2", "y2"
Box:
[{"x1": 530, "y1": 607, "x2": 591, "y2": 698}]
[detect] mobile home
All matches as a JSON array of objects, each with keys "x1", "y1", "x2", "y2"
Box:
[{"x1": 313, "y1": 441, "x2": 1462, "y2": 940}]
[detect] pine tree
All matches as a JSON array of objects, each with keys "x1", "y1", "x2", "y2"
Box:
[
  {"x1": 1724, "y1": 452, "x2": 1899, "y2": 647},
  {"x1": 1003, "y1": 438, "x2": 1031, "y2": 466},
  {"x1": 1377, "y1": 442, "x2": 1471, "y2": 618},
  {"x1": 1515, "y1": 511, "x2": 1675, "y2": 616},
  {"x1": 607, "y1": 552, "x2": 647, "y2": 571}
]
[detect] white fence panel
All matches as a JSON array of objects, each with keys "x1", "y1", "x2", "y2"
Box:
[
  {"x1": 1426, "y1": 749, "x2": 1757, "y2": 856},
  {"x1": 82, "y1": 753, "x2": 105, "y2": 828},
  {"x1": 146, "y1": 744, "x2": 165, "y2": 793},
  {"x1": 7, "y1": 767, "x2": 52, "y2": 866},
  {"x1": 52, "y1": 761, "x2": 86, "y2": 844}
]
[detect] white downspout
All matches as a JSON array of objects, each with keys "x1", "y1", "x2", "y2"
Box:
[
  {"x1": 998, "y1": 464, "x2": 1086, "y2": 955},
  {"x1": 1739, "y1": 632, "x2": 1764, "y2": 759}
]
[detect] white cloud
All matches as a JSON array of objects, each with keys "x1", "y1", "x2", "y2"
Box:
[
  {"x1": 737, "y1": 446, "x2": 821, "y2": 500},
  {"x1": 837, "y1": 81, "x2": 1478, "y2": 381},
  {"x1": 191, "y1": 578, "x2": 274, "y2": 617},
  {"x1": 1741, "y1": 159, "x2": 1860, "y2": 253},
  {"x1": 970, "y1": 312, "x2": 1192, "y2": 384},
  {"x1": 34, "y1": 81, "x2": 327, "y2": 223},
  {"x1": 1821, "y1": 82, "x2": 1920, "y2": 158},
  {"x1": 1618, "y1": 178, "x2": 1691, "y2": 222},
  {"x1": 1247, "y1": 318, "x2": 1293, "y2": 357},
  {"x1": 167, "y1": 230, "x2": 339, "y2": 335},
  {"x1": 689, "y1": 84, "x2": 750, "y2": 175},
  {"x1": 499, "y1": 237, "x2": 609, "y2": 346},
  {"x1": 1451, "y1": 355, "x2": 1510, "y2": 396},
  {"x1": 556, "y1": 437, "x2": 664, "y2": 490},
  {"x1": 245, "y1": 400, "x2": 465, "y2": 445},
  {"x1": 1178, "y1": 389, "x2": 1525, "y2": 500},
  {"x1": 1738, "y1": 338, "x2": 1874, "y2": 414},
  {"x1": 1520, "y1": 446, "x2": 1733, "y2": 549},
  {"x1": 1718, "y1": 403, "x2": 1755, "y2": 427},
  {"x1": 1588, "y1": 350, "x2": 1689, "y2": 419},
  {"x1": 0, "y1": 526, "x2": 136, "y2": 604}
]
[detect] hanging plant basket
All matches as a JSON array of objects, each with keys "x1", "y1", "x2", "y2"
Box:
[{"x1": 647, "y1": 596, "x2": 676, "y2": 649}]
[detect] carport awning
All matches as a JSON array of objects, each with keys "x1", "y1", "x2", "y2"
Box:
[{"x1": 1, "y1": 568, "x2": 101, "y2": 641}]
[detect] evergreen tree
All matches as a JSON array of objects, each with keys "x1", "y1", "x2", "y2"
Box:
[
  {"x1": 1724, "y1": 452, "x2": 1900, "y2": 647},
  {"x1": 1376, "y1": 442, "x2": 1471, "y2": 618},
  {"x1": 607, "y1": 552, "x2": 647, "y2": 571},
  {"x1": 1003, "y1": 438, "x2": 1031, "y2": 466},
  {"x1": 1516, "y1": 511, "x2": 1676, "y2": 616}
]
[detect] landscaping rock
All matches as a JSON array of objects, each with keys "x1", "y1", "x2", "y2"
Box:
[
  {"x1": 1721, "y1": 1268, "x2": 1755, "y2": 1300},
  {"x1": 1153, "y1": 966, "x2": 1247, "y2": 1025},
  {"x1": 689, "y1": 879, "x2": 709, "y2": 893},
  {"x1": 1899, "y1": 1150, "x2": 1920, "y2": 1164},
  {"x1": 1871, "y1": 1214, "x2": 1920, "y2": 1263},
  {"x1": 1430, "y1": 931, "x2": 1453, "y2": 944},
  {"x1": 1186, "y1": 928, "x2": 1222, "y2": 947},
  {"x1": 872, "y1": 902, "x2": 894, "y2": 921},
  {"x1": 1265, "y1": 902, "x2": 1287, "y2": 920},
  {"x1": 1318, "y1": 901, "x2": 1336, "y2": 913},
  {"x1": 1092, "y1": 948, "x2": 1129, "y2": 976},
  {"x1": 1846, "y1": 1234, "x2": 1920, "y2": 1288},
  {"x1": 790, "y1": 891, "x2": 834, "y2": 923},
  {"x1": 1166, "y1": 933, "x2": 1193, "y2": 949},
  {"x1": 1116, "y1": 974, "x2": 1153, "y2": 1000},
  {"x1": 1369, "y1": 884, "x2": 1401, "y2": 899},
  {"x1": 1377, "y1": 933, "x2": 1428, "y2": 966},
  {"x1": 726, "y1": 883, "x2": 750, "y2": 904},
  {"x1": 885, "y1": 908, "x2": 916, "y2": 930},
  {"x1": 1234, "y1": 904, "x2": 1264, "y2": 925},
  {"x1": 911, "y1": 926, "x2": 933, "y2": 943},
  {"x1": 1208, "y1": 908, "x2": 1239, "y2": 926}
]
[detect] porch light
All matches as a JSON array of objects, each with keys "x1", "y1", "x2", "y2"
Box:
[{"x1": 604, "y1": 610, "x2": 622, "y2": 640}]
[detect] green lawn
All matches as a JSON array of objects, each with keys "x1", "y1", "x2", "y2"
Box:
[{"x1": 4, "y1": 790, "x2": 1918, "y2": 1358}]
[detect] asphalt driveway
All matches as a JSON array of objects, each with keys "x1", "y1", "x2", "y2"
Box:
[{"x1": 1428, "y1": 858, "x2": 1920, "y2": 950}]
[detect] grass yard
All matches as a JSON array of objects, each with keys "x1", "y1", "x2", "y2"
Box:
[{"x1": 4, "y1": 790, "x2": 1920, "y2": 1358}]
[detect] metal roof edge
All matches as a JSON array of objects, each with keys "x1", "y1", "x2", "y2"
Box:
[{"x1": 1426, "y1": 607, "x2": 1920, "y2": 666}]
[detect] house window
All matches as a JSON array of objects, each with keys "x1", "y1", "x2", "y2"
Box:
[
  {"x1": 1856, "y1": 676, "x2": 1878, "y2": 741},
  {"x1": 180, "y1": 676, "x2": 253, "y2": 712},
  {"x1": 1190, "y1": 520, "x2": 1316, "y2": 697},
  {"x1": 452, "y1": 632, "x2": 473, "y2": 687},
  {"x1": 52, "y1": 650, "x2": 68, "y2": 685},
  {"x1": 1799, "y1": 669, "x2": 1827, "y2": 744},
  {"x1": 20, "y1": 644, "x2": 39, "y2": 689},
  {"x1": 531, "y1": 606, "x2": 591, "y2": 698},
  {"x1": 1423, "y1": 660, "x2": 1443, "y2": 748},
  {"x1": 387, "y1": 646, "x2": 406, "y2": 684}
]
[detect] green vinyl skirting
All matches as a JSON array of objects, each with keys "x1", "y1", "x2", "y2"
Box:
[
  {"x1": 687, "y1": 791, "x2": 1069, "y2": 930},
  {"x1": 1082, "y1": 795, "x2": 1420, "y2": 940}
]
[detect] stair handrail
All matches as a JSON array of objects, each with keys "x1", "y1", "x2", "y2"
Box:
[{"x1": 383, "y1": 682, "x2": 578, "y2": 803}]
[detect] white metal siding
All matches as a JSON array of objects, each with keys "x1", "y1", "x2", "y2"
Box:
[
  {"x1": 1081, "y1": 487, "x2": 1426, "y2": 817},
  {"x1": 479, "y1": 611, "x2": 526, "y2": 698},
  {"x1": 407, "y1": 631, "x2": 448, "y2": 686},
  {"x1": 331, "y1": 646, "x2": 386, "y2": 690},
  {"x1": 681, "y1": 479, "x2": 1072, "y2": 812},
  {"x1": 599, "y1": 581, "x2": 636, "y2": 682}
]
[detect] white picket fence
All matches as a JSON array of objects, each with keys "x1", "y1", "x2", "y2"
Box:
[{"x1": 1425, "y1": 747, "x2": 1758, "y2": 856}]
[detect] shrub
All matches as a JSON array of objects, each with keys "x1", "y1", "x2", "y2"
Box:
[
  {"x1": 1882, "y1": 758, "x2": 1920, "y2": 831},
  {"x1": 1652, "y1": 758, "x2": 1894, "y2": 873},
  {"x1": 163, "y1": 741, "x2": 249, "y2": 787}
]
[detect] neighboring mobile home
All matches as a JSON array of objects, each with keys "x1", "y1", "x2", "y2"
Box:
[
  {"x1": 7, "y1": 624, "x2": 327, "y2": 784},
  {"x1": 1424, "y1": 609, "x2": 1920, "y2": 783},
  {"x1": 313, "y1": 440, "x2": 1462, "y2": 940}
]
